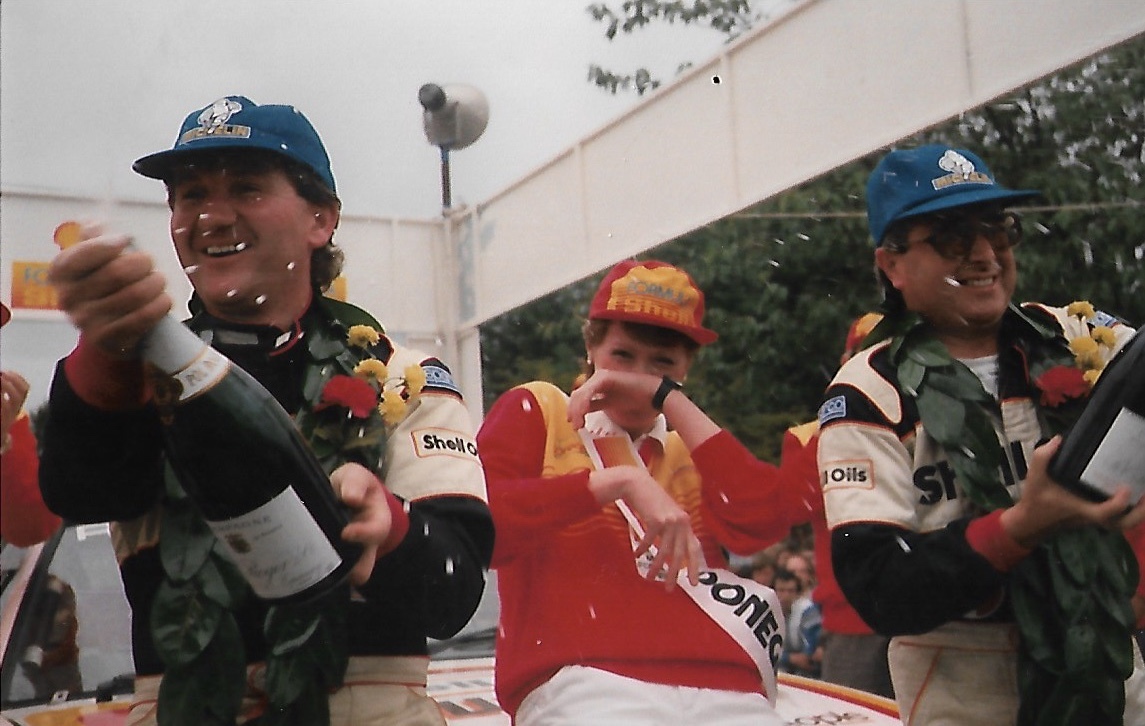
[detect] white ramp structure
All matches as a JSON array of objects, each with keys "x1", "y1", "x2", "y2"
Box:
[
  {"x1": 450, "y1": 0, "x2": 1145, "y2": 417},
  {"x1": 3, "y1": 0, "x2": 1143, "y2": 423}
]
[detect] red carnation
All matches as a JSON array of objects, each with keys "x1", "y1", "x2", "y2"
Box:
[
  {"x1": 317, "y1": 375, "x2": 378, "y2": 418},
  {"x1": 1035, "y1": 365, "x2": 1090, "y2": 407}
]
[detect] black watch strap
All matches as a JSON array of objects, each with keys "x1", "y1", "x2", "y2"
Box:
[{"x1": 651, "y1": 376, "x2": 682, "y2": 410}]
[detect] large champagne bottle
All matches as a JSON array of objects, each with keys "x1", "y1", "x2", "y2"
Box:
[
  {"x1": 1048, "y1": 326, "x2": 1145, "y2": 504},
  {"x1": 141, "y1": 314, "x2": 362, "y2": 603}
]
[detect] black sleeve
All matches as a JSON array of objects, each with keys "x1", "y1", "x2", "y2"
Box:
[
  {"x1": 832, "y1": 520, "x2": 1007, "y2": 636},
  {"x1": 38, "y1": 359, "x2": 166, "y2": 523},
  {"x1": 356, "y1": 494, "x2": 495, "y2": 640}
]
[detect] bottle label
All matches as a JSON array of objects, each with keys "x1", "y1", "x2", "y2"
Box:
[
  {"x1": 1080, "y1": 407, "x2": 1145, "y2": 503},
  {"x1": 171, "y1": 346, "x2": 230, "y2": 403},
  {"x1": 206, "y1": 487, "x2": 343, "y2": 600}
]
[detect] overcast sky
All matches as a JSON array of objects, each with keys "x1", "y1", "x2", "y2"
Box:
[{"x1": 1, "y1": 1, "x2": 755, "y2": 219}]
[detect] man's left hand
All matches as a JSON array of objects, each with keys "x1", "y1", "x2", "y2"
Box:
[{"x1": 330, "y1": 463, "x2": 394, "y2": 586}]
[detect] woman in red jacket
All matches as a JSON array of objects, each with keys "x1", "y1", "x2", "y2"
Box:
[{"x1": 479, "y1": 260, "x2": 803, "y2": 725}]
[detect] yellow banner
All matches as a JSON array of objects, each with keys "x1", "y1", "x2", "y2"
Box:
[{"x1": 10, "y1": 261, "x2": 59, "y2": 311}]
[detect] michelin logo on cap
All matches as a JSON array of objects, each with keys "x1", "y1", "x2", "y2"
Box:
[
  {"x1": 931, "y1": 150, "x2": 992, "y2": 190},
  {"x1": 179, "y1": 97, "x2": 250, "y2": 144}
]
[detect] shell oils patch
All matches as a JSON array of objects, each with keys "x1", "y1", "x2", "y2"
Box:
[{"x1": 412, "y1": 428, "x2": 479, "y2": 461}]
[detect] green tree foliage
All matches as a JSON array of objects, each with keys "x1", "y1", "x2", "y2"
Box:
[
  {"x1": 586, "y1": 0, "x2": 761, "y2": 95},
  {"x1": 482, "y1": 33, "x2": 1145, "y2": 464}
]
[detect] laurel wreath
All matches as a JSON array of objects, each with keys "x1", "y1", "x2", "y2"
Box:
[{"x1": 866, "y1": 304, "x2": 1136, "y2": 725}]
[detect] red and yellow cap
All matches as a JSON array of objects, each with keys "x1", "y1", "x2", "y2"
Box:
[
  {"x1": 588, "y1": 260, "x2": 718, "y2": 345},
  {"x1": 841, "y1": 312, "x2": 883, "y2": 364}
]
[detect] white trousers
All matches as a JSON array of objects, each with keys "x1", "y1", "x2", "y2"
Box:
[
  {"x1": 888, "y1": 621, "x2": 1019, "y2": 726},
  {"x1": 516, "y1": 665, "x2": 782, "y2": 726}
]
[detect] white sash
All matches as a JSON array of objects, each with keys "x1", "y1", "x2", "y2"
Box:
[{"x1": 578, "y1": 429, "x2": 785, "y2": 705}]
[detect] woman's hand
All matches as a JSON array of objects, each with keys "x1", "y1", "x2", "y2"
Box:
[
  {"x1": 0, "y1": 370, "x2": 30, "y2": 441},
  {"x1": 567, "y1": 369, "x2": 659, "y2": 429},
  {"x1": 589, "y1": 465, "x2": 703, "y2": 591}
]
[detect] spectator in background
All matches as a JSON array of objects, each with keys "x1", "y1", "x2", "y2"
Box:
[
  {"x1": 783, "y1": 551, "x2": 816, "y2": 593},
  {"x1": 0, "y1": 302, "x2": 62, "y2": 547},
  {"x1": 746, "y1": 546, "x2": 781, "y2": 587},
  {"x1": 778, "y1": 311, "x2": 893, "y2": 698},
  {"x1": 774, "y1": 569, "x2": 822, "y2": 678}
]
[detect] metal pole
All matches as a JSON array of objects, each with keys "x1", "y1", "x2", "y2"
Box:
[{"x1": 440, "y1": 146, "x2": 452, "y2": 211}]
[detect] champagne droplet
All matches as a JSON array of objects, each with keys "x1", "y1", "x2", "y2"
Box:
[
  {"x1": 944, "y1": 276, "x2": 962, "y2": 287},
  {"x1": 287, "y1": 261, "x2": 297, "y2": 271},
  {"x1": 444, "y1": 558, "x2": 455, "y2": 575},
  {"x1": 226, "y1": 289, "x2": 238, "y2": 298},
  {"x1": 183, "y1": 265, "x2": 200, "y2": 275},
  {"x1": 254, "y1": 294, "x2": 268, "y2": 305}
]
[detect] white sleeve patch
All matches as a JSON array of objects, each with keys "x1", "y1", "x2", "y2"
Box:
[{"x1": 412, "y1": 427, "x2": 480, "y2": 461}]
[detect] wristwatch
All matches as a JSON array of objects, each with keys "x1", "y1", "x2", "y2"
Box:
[{"x1": 651, "y1": 376, "x2": 682, "y2": 410}]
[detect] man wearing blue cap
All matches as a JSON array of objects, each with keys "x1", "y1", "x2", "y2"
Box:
[
  {"x1": 40, "y1": 96, "x2": 494, "y2": 725},
  {"x1": 816, "y1": 144, "x2": 1143, "y2": 724}
]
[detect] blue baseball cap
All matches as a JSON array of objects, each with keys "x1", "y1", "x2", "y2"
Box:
[
  {"x1": 866, "y1": 144, "x2": 1038, "y2": 245},
  {"x1": 133, "y1": 96, "x2": 336, "y2": 194}
]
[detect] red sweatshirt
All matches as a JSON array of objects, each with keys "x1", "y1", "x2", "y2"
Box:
[{"x1": 478, "y1": 382, "x2": 801, "y2": 717}]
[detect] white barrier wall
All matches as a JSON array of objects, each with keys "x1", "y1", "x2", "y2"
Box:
[{"x1": 460, "y1": 0, "x2": 1145, "y2": 331}]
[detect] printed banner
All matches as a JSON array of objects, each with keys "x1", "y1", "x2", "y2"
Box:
[{"x1": 10, "y1": 261, "x2": 59, "y2": 311}]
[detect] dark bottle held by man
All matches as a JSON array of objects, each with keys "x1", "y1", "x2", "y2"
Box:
[
  {"x1": 141, "y1": 314, "x2": 362, "y2": 603},
  {"x1": 1049, "y1": 326, "x2": 1145, "y2": 505}
]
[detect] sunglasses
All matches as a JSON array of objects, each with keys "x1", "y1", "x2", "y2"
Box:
[{"x1": 909, "y1": 211, "x2": 1023, "y2": 260}]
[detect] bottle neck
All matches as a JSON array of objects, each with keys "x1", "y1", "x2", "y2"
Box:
[{"x1": 140, "y1": 315, "x2": 208, "y2": 375}]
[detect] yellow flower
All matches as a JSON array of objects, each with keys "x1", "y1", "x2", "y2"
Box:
[
  {"x1": 347, "y1": 325, "x2": 381, "y2": 348},
  {"x1": 404, "y1": 364, "x2": 426, "y2": 396},
  {"x1": 1083, "y1": 368, "x2": 1102, "y2": 387},
  {"x1": 1066, "y1": 301, "x2": 1095, "y2": 320},
  {"x1": 1091, "y1": 326, "x2": 1117, "y2": 349},
  {"x1": 353, "y1": 359, "x2": 388, "y2": 382},
  {"x1": 1068, "y1": 335, "x2": 1099, "y2": 359},
  {"x1": 379, "y1": 389, "x2": 407, "y2": 424}
]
